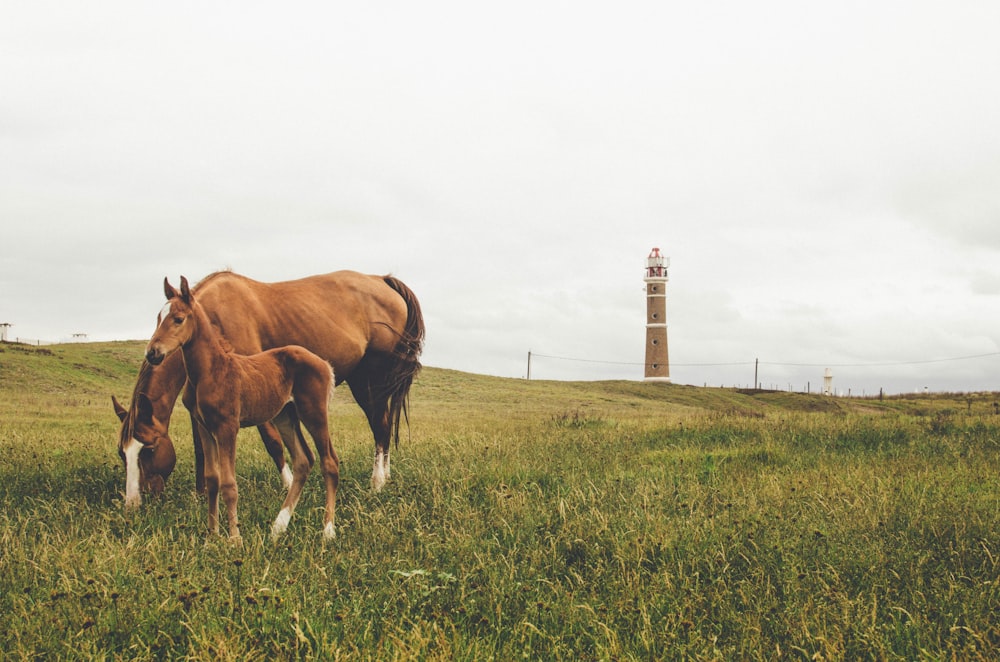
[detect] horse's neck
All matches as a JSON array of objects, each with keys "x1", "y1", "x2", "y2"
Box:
[
  {"x1": 142, "y1": 354, "x2": 188, "y2": 420},
  {"x1": 180, "y1": 304, "x2": 232, "y2": 385}
]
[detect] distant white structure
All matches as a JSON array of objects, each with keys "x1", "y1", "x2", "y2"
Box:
[
  {"x1": 823, "y1": 368, "x2": 833, "y2": 395},
  {"x1": 0, "y1": 323, "x2": 10, "y2": 342}
]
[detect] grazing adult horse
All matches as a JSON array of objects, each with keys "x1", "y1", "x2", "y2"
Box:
[
  {"x1": 147, "y1": 276, "x2": 339, "y2": 541},
  {"x1": 114, "y1": 270, "x2": 424, "y2": 508}
]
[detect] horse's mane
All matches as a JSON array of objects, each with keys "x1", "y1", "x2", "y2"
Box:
[
  {"x1": 190, "y1": 270, "x2": 238, "y2": 354},
  {"x1": 193, "y1": 268, "x2": 235, "y2": 290},
  {"x1": 119, "y1": 360, "x2": 155, "y2": 447}
]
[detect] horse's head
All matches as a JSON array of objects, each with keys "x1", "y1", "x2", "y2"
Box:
[
  {"x1": 146, "y1": 276, "x2": 196, "y2": 366},
  {"x1": 113, "y1": 392, "x2": 177, "y2": 508}
]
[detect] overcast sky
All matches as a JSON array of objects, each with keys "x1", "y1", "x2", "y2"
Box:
[{"x1": 3, "y1": 2, "x2": 1000, "y2": 395}]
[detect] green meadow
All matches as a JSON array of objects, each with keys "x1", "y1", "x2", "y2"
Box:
[{"x1": 0, "y1": 341, "x2": 997, "y2": 660}]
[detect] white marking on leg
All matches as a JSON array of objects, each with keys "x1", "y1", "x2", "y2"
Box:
[
  {"x1": 371, "y1": 451, "x2": 386, "y2": 491},
  {"x1": 271, "y1": 507, "x2": 292, "y2": 540},
  {"x1": 385, "y1": 451, "x2": 391, "y2": 480},
  {"x1": 323, "y1": 521, "x2": 336, "y2": 540},
  {"x1": 281, "y1": 465, "x2": 294, "y2": 490},
  {"x1": 124, "y1": 438, "x2": 143, "y2": 508}
]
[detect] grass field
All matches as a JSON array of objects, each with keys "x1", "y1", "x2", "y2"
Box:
[{"x1": 1, "y1": 340, "x2": 998, "y2": 660}]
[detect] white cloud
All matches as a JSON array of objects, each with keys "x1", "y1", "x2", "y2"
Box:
[{"x1": 3, "y1": 1, "x2": 1000, "y2": 392}]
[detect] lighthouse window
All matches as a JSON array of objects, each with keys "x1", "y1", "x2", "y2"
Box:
[
  {"x1": 651, "y1": 313, "x2": 658, "y2": 320},
  {"x1": 650, "y1": 286, "x2": 658, "y2": 293},
  {"x1": 652, "y1": 364, "x2": 659, "y2": 369},
  {"x1": 651, "y1": 339, "x2": 658, "y2": 345}
]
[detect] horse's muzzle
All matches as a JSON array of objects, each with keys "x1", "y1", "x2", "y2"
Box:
[{"x1": 145, "y1": 348, "x2": 165, "y2": 365}]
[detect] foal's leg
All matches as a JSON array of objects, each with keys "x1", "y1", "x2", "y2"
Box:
[
  {"x1": 270, "y1": 406, "x2": 314, "y2": 540},
  {"x1": 216, "y1": 424, "x2": 241, "y2": 543},
  {"x1": 198, "y1": 424, "x2": 222, "y2": 536},
  {"x1": 202, "y1": 420, "x2": 242, "y2": 543},
  {"x1": 297, "y1": 400, "x2": 340, "y2": 540}
]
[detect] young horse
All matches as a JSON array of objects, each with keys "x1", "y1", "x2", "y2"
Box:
[
  {"x1": 146, "y1": 276, "x2": 340, "y2": 542},
  {"x1": 114, "y1": 270, "x2": 424, "y2": 507}
]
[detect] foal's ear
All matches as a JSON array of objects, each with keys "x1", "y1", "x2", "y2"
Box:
[
  {"x1": 163, "y1": 277, "x2": 178, "y2": 301},
  {"x1": 112, "y1": 395, "x2": 128, "y2": 422},
  {"x1": 179, "y1": 275, "x2": 192, "y2": 303}
]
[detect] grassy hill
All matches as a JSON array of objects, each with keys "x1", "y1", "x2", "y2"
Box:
[
  {"x1": 1, "y1": 340, "x2": 998, "y2": 660},
  {"x1": 2, "y1": 338, "x2": 983, "y2": 419}
]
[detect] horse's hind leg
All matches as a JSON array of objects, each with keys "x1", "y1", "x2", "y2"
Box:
[
  {"x1": 307, "y1": 419, "x2": 340, "y2": 540},
  {"x1": 296, "y1": 394, "x2": 340, "y2": 540},
  {"x1": 348, "y1": 369, "x2": 392, "y2": 491},
  {"x1": 257, "y1": 421, "x2": 294, "y2": 489},
  {"x1": 270, "y1": 404, "x2": 313, "y2": 540}
]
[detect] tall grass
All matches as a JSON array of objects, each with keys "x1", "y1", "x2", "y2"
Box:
[{"x1": 0, "y1": 342, "x2": 998, "y2": 659}]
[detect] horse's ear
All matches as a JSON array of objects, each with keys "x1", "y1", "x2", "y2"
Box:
[
  {"x1": 179, "y1": 276, "x2": 192, "y2": 303},
  {"x1": 136, "y1": 393, "x2": 155, "y2": 423},
  {"x1": 164, "y1": 277, "x2": 178, "y2": 301},
  {"x1": 112, "y1": 395, "x2": 128, "y2": 421}
]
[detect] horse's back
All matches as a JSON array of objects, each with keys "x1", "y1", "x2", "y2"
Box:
[
  {"x1": 272, "y1": 344, "x2": 334, "y2": 384},
  {"x1": 193, "y1": 271, "x2": 408, "y2": 377}
]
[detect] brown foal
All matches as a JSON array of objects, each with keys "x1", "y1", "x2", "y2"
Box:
[{"x1": 146, "y1": 276, "x2": 339, "y2": 542}]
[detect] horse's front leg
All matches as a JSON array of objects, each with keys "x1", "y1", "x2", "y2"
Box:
[
  {"x1": 199, "y1": 427, "x2": 221, "y2": 536},
  {"x1": 193, "y1": 423, "x2": 207, "y2": 495},
  {"x1": 217, "y1": 424, "x2": 242, "y2": 544},
  {"x1": 183, "y1": 385, "x2": 207, "y2": 494}
]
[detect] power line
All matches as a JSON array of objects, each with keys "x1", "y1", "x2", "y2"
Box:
[
  {"x1": 530, "y1": 351, "x2": 1000, "y2": 369},
  {"x1": 759, "y1": 352, "x2": 1000, "y2": 368}
]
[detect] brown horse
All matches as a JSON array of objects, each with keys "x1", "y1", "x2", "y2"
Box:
[
  {"x1": 146, "y1": 276, "x2": 339, "y2": 541},
  {"x1": 114, "y1": 270, "x2": 424, "y2": 508}
]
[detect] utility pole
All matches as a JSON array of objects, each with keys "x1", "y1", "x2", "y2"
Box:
[
  {"x1": 527, "y1": 351, "x2": 532, "y2": 380},
  {"x1": 754, "y1": 358, "x2": 759, "y2": 390}
]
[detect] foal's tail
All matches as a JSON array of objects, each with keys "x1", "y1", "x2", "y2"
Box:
[{"x1": 382, "y1": 275, "x2": 425, "y2": 448}]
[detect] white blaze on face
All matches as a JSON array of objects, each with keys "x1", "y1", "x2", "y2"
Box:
[
  {"x1": 123, "y1": 438, "x2": 143, "y2": 508},
  {"x1": 157, "y1": 301, "x2": 172, "y2": 325}
]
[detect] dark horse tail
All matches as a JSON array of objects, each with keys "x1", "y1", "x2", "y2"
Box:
[{"x1": 382, "y1": 275, "x2": 425, "y2": 448}]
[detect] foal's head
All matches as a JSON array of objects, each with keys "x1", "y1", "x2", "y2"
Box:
[{"x1": 145, "y1": 276, "x2": 197, "y2": 366}]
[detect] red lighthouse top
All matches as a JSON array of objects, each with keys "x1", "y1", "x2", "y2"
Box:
[{"x1": 646, "y1": 247, "x2": 669, "y2": 278}]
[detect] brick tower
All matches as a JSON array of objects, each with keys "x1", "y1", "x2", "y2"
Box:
[{"x1": 644, "y1": 248, "x2": 670, "y2": 382}]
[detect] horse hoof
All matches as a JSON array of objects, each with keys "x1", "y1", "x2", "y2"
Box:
[
  {"x1": 323, "y1": 521, "x2": 336, "y2": 540},
  {"x1": 271, "y1": 508, "x2": 291, "y2": 541}
]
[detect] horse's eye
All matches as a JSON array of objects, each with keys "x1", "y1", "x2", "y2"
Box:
[{"x1": 173, "y1": 316, "x2": 184, "y2": 325}]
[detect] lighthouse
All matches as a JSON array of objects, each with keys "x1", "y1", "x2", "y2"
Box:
[{"x1": 644, "y1": 248, "x2": 670, "y2": 382}]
